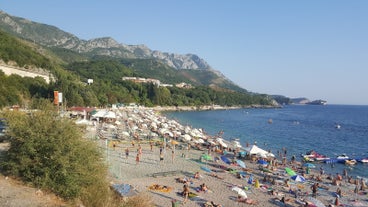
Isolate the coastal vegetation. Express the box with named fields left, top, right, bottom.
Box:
left=0, top=28, right=273, bottom=108
left=0, top=103, right=120, bottom=206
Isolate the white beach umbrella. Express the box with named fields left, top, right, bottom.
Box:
left=166, top=131, right=174, bottom=137
left=121, top=131, right=130, bottom=137
left=216, top=138, right=224, bottom=142
left=197, top=138, right=205, bottom=144
left=219, top=142, right=227, bottom=148
left=207, top=140, right=217, bottom=145
left=150, top=132, right=158, bottom=137
left=183, top=134, right=192, bottom=141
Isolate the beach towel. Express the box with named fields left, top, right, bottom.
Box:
left=148, top=184, right=172, bottom=192
left=111, top=184, right=138, bottom=197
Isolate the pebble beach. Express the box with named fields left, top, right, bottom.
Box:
left=85, top=106, right=368, bottom=207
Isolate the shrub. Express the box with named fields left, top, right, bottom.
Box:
left=120, top=193, right=154, bottom=207
left=0, top=107, right=111, bottom=206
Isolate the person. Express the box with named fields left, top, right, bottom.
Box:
left=343, top=168, right=348, bottom=178
left=311, top=183, right=319, bottom=198
left=125, top=147, right=129, bottom=159
left=160, top=153, right=164, bottom=163
left=210, top=172, right=224, bottom=180
left=194, top=171, right=200, bottom=179
left=360, top=178, right=366, bottom=190
left=336, top=187, right=342, bottom=197
left=334, top=197, right=339, bottom=206
left=200, top=183, right=208, bottom=192
left=237, top=195, right=258, bottom=205
left=171, top=150, right=175, bottom=163
left=284, top=179, right=290, bottom=188
left=135, top=153, right=139, bottom=164
left=150, top=141, right=153, bottom=151
left=138, top=145, right=142, bottom=159
left=336, top=173, right=342, bottom=181
left=182, top=184, right=190, bottom=204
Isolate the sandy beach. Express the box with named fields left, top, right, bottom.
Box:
left=89, top=107, right=368, bottom=207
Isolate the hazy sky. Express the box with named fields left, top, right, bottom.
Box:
left=2, top=1, right=368, bottom=105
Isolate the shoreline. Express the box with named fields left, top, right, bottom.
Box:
left=91, top=107, right=368, bottom=207
left=143, top=104, right=280, bottom=112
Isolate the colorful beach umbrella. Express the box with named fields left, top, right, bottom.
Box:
left=257, top=160, right=268, bottom=165
left=303, top=163, right=316, bottom=168
left=221, top=155, right=231, bottom=165
left=291, top=174, right=306, bottom=182
left=236, top=160, right=246, bottom=168
left=171, top=140, right=179, bottom=145
left=285, top=167, right=297, bottom=176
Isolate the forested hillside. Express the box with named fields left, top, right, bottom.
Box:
left=0, top=28, right=274, bottom=108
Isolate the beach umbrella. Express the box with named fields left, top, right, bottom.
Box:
left=197, top=138, right=205, bottom=144
left=170, top=140, right=179, bottom=145
left=303, top=163, right=316, bottom=168
left=236, top=160, right=246, bottom=168
left=285, top=167, right=297, bottom=176
left=257, top=152, right=268, bottom=158
left=221, top=155, right=231, bottom=165
left=291, top=174, right=306, bottom=182
left=257, top=160, right=268, bottom=165
left=200, top=166, right=212, bottom=173
left=219, top=141, right=227, bottom=148
left=231, top=186, right=247, bottom=198
left=183, top=134, right=191, bottom=141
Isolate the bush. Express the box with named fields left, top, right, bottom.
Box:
left=0, top=107, right=112, bottom=206
left=120, top=193, right=154, bottom=207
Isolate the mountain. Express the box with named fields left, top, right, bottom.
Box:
left=0, top=10, right=246, bottom=92
left=0, top=10, right=209, bottom=70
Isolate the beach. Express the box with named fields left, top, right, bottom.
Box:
left=88, top=107, right=368, bottom=207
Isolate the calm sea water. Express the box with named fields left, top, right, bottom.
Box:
left=165, top=105, right=368, bottom=178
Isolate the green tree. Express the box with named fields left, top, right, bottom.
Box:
left=0, top=104, right=111, bottom=206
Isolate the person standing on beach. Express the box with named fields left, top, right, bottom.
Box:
left=311, top=183, right=318, bottom=198
left=138, top=144, right=142, bottom=159
left=171, top=150, right=175, bottom=163
left=135, top=153, right=140, bottom=164
left=182, top=184, right=190, bottom=204
left=125, top=147, right=129, bottom=160
left=343, top=168, right=348, bottom=179
left=150, top=141, right=153, bottom=151
left=160, top=152, right=164, bottom=164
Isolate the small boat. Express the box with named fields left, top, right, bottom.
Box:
left=345, top=159, right=357, bottom=165
left=336, top=154, right=349, bottom=160
left=335, top=123, right=341, bottom=129
left=302, top=150, right=330, bottom=162
left=360, top=158, right=368, bottom=163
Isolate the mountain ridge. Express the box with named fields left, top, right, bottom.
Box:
left=0, top=10, right=213, bottom=70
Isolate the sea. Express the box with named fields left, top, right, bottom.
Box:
left=165, top=104, right=368, bottom=179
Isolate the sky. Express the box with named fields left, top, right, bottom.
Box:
left=1, top=0, right=368, bottom=105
